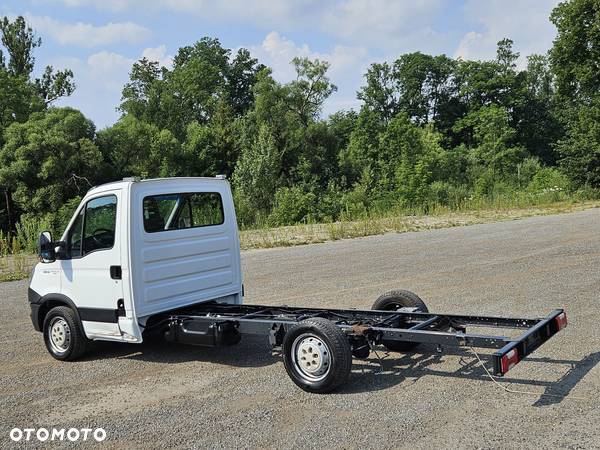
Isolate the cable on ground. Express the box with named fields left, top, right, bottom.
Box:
left=468, top=347, right=587, bottom=401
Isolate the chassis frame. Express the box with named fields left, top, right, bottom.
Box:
left=153, top=302, right=567, bottom=376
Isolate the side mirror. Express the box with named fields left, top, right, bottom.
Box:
left=38, top=231, right=55, bottom=263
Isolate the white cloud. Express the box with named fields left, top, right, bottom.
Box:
left=49, top=50, right=138, bottom=127
left=250, top=31, right=367, bottom=81
left=37, top=0, right=564, bottom=125
left=25, top=14, right=151, bottom=47
left=49, top=0, right=143, bottom=12
left=45, top=0, right=559, bottom=62
left=248, top=31, right=366, bottom=114
left=46, top=0, right=313, bottom=27
left=163, top=0, right=312, bottom=29
left=323, top=0, right=443, bottom=45
left=86, top=51, right=134, bottom=90
left=141, top=45, right=173, bottom=69
left=454, top=31, right=483, bottom=61
left=454, top=0, right=561, bottom=65
left=48, top=0, right=446, bottom=51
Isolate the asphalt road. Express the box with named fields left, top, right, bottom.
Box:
left=1, top=209, right=599, bottom=449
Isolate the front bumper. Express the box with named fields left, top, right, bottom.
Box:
left=28, top=287, right=42, bottom=331
left=30, top=303, right=42, bottom=331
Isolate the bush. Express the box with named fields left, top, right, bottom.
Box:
left=528, top=167, right=571, bottom=193
left=473, top=171, right=496, bottom=198
left=233, top=189, right=255, bottom=228
left=15, top=214, right=52, bottom=253
left=427, top=182, right=471, bottom=207
left=517, top=157, right=542, bottom=187
left=268, top=186, right=316, bottom=226
left=339, top=183, right=371, bottom=219
left=312, top=183, right=344, bottom=223
left=52, top=197, right=82, bottom=234
left=7, top=196, right=82, bottom=254
left=233, top=125, right=282, bottom=216
left=572, top=185, right=600, bottom=201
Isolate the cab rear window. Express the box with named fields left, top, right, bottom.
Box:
left=143, top=192, right=224, bottom=233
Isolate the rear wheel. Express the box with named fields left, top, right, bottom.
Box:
left=372, top=290, right=428, bottom=352
left=43, top=306, right=89, bottom=361
left=283, top=317, right=352, bottom=393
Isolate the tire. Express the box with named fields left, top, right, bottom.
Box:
left=372, top=290, right=428, bottom=352
left=283, top=317, right=352, bottom=393
left=43, top=306, right=89, bottom=361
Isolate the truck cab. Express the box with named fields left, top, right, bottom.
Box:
left=29, top=177, right=243, bottom=359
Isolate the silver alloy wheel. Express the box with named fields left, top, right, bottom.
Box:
left=291, top=333, right=331, bottom=382
left=48, top=317, right=71, bottom=355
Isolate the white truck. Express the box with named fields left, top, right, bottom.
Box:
left=29, top=177, right=568, bottom=393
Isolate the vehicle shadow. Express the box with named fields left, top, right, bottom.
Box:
left=532, top=351, right=599, bottom=406
left=83, top=335, right=279, bottom=369
left=342, top=344, right=599, bottom=405
left=81, top=340, right=597, bottom=402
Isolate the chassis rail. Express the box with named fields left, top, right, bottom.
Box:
left=153, top=302, right=567, bottom=376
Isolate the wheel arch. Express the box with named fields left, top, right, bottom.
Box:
left=35, top=293, right=84, bottom=334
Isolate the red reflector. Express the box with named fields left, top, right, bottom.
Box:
left=555, top=312, right=568, bottom=331
left=501, top=348, right=519, bottom=374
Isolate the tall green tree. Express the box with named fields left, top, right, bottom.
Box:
left=96, top=114, right=181, bottom=179
left=0, top=16, right=40, bottom=76
left=470, top=105, right=527, bottom=176
left=0, top=17, right=74, bottom=105
left=555, top=101, right=600, bottom=186
left=120, top=38, right=263, bottom=140
left=393, top=53, right=457, bottom=126
left=238, top=59, right=337, bottom=189
left=341, top=109, right=385, bottom=187
left=514, top=54, right=561, bottom=165
left=550, top=0, right=600, bottom=186
left=357, top=62, right=398, bottom=124
left=182, top=98, right=237, bottom=178
left=550, top=0, right=600, bottom=104
left=0, top=16, right=75, bottom=230
left=0, top=108, right=102, bottom=218
left=287, top=57, right=337, bottom=127
left=233, top=124, right=282, bottom=222
left=378, top=113, right=445, bottom=196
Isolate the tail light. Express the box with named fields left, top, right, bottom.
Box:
left=501, top=348, right=519, bottom=374
left=555, top=312, right=568, bottom=331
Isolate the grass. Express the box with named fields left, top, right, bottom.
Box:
left=2, top=197, right=599, bottom=282
left=0, top=249, right=35, bottom=282
left=239, top=199, right=600, bottom=250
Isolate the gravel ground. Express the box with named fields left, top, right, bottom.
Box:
left=1, top=209, right=599, bottom=449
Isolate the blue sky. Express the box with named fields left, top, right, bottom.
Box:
left=2, top=0, right=561, bottom=129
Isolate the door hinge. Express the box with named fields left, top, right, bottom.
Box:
left=117, top=298, right=126, bottom=317
left=110, top=265, right=122, bottom=280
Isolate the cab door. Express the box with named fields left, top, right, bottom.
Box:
left=60, top=191, right=124, bottom=340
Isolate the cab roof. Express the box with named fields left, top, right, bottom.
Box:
left=86, top=176, right=228, bottom=196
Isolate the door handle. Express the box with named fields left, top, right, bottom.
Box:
left=110, top=265, right=122, bottom=280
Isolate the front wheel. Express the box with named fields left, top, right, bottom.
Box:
left=283, top=317, right=352, bottom=393
left=43, top=306, right=89, bottom=361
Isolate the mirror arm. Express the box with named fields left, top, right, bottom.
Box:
left=55, top=241, right=67, bottom=259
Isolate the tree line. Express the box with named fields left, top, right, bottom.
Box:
left=0, top=0, right=599, bottom=235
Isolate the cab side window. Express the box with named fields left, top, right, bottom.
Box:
left=82, top=196, right=117, bottom=255
left=66, top=195, right=117, bottom=258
